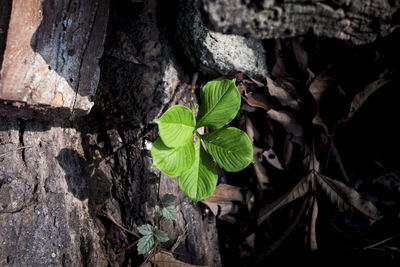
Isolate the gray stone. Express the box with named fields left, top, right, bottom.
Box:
left=177, top=0, right=268, bottom=79
left=199, top=0, right=400, bottom=45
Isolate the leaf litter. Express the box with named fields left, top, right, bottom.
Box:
left=206, top=32, right=400, bottom=266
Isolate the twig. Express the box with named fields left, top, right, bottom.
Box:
left=97, top=212, right=140, bottom=238
left=364, top=233, right=400, bottom=250
left=117, top=239, right=140, bottom=255
left=0, top=145, right=34, bottom=158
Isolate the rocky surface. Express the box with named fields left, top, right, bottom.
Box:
left=177, top=0, right=268, bottom=79
left=199, top=0, right=400, bottom=45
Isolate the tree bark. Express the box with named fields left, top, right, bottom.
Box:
left=200, top=0, right=400, bottom=45
left=0, top=0, right=221, bottom=266
left=0, top=0, right=108, bottom=119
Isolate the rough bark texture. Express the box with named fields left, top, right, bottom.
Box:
left=200, top=0, right=400, bottom=45
left=0, top=0, right=108, bottom=119
left=0, top=0, right=221, bottom=266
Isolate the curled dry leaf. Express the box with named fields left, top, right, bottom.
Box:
left=291, top=37, right=309, bottom=76
left=283, top=134, right=294, bottom=169
left=309, top=196, right=318, bottom=251
left=346, top=76, right=391, bottom=121
left=254, top=146, right=270, bottom=189
left=266, top=77, right=299, bottom=110
left=316, top=174, right=382, bottom=220
left=200, top=184, right=243, bottom=216
left=308, top=72, right=335, bottom=134
left=271, top=39, right=291, bottom=79
left=236, top=73, right=276, bottom=111
left=266, top=109, right=303, bottom=137
left=245, top=114, right=259, bottom=143
left=372, top=171, right=400, bottom=193
left=141, top=250, right=206, bottom=267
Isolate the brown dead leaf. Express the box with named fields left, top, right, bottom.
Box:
left=316, top=173, right=382, bottom=220
left=308, top=72, right=335, bottom=134
left=266, top=77, right=299, bottom=110
left=236, top=73, right=276, bottom=111
left=271, top=39, right=291, bottom=79
left=291, top=37, right=309, bottom=75
left=346, top=76, right=391, bottom=121
left=245, top=114, right=259, bottom=143
left=204, top=184, right=243, bottom=202
left=266, top=109, right=303, bottom=137
left=200, top=184, right=243, bottom=217
left=309, top=196, right=318, bottom=251
left=283, top=134, right=294, bottom=169
left=372, top=171, right=400, bottom=193
left=263, top=148, right=284, bottom=170
left=254, top=146, right=270, bottom=189
left=141, top=251, right=206, bottom=267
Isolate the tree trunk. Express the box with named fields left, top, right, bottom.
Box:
left=0, top=0, right=221, bottom=266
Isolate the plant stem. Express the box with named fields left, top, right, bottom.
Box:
left=153, top=174, right=162, bottom=266
left=190, top=72, right=199, bottom=119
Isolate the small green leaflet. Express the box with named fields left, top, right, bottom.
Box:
left=154, top=230, right=169, bottom=242
left=159, top=194, right=176, bottom=206
left=196, top=79, right=241, bottom=129
left=155, top=194, right=177, bottom=220
left=138, top=224, right=153, bottom=235
left=202, top=127, right=254, bottom=172
left=151, top=138, right=195, bottom=177
left=137, top=234, right=154, bottom=255
left=137, top=224, right=154, bottom=255
left=155, top=105, right=195, bottom=147
left=178, top=139, right=218, bottom=203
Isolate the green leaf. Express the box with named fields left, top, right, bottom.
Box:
left=154, top=230, right=169, bottom=242
left=202, top=127, right=253, bottom=172
left=162, top=205, right=177, bottom=220
left=155, top=105, right=195, bottom=147
left=151, top=138, right=195, bottom=177
left=137, top=234, right=154, bottom=255
left=178, top=140, right=218, bottom=203
left=137, top=224, right=153, bottom=236
left=196, top=79, right=241, bottom=129
left=159, top=194, right=176, bottom=206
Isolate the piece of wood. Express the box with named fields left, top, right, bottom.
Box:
left=200, top=0, right=400, bottom=45
left=0, top=0, right=108, bottom=119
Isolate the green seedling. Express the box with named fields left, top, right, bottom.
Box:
left=151, top=79, right=254, bottom=202
left=137, top=193, right=177, bottom=255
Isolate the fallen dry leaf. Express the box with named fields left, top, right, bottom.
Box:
left=263, top=148, right=284, bottom=170
left=200, top=184, right=243, bottom=216
left=346, top=76, right=391, bottom=121
left=308, top=72, right=335, bottom=134
left=266, top=109, right=303, bottom=137
left=141, top=250, right=206, bottom=267
left=254, top=146, right=270, bottom=189
left=266, top=77, right=299, bottom=110
left=316, top=173, right=382, bottom=220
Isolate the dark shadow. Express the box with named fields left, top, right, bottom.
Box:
left=56, top=148, right=111, bottom=215
left=0, top=0, right=12, bottom=72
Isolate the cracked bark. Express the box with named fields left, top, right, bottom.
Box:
left=0, top=0, right=221, bottom=266
left=200, top=0, right=400, bottom=45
